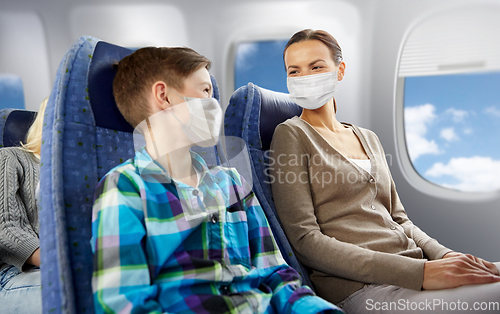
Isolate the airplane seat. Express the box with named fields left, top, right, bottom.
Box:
left=223, top=83, right=315, bottom=288
left=0, top=108, right=37, bottom=148
left=39, top=36, right=220, bottom=314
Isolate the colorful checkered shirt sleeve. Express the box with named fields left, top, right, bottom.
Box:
left=240, top=173, right=340, bottom=314
left=92, top=169, right=162, bottom=314
left=91, top=148, right=342, bottom=314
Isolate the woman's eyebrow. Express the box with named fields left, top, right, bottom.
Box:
left=287, top=59, right=326, bottom=70
left=309, top=59, right=326, bottom=66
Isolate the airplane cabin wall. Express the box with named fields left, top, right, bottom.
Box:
left=0, top=0, right=498, bottom=260
left=370, top=0, right=500, bottom=262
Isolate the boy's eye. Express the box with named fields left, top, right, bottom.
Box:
left=288, top=70, right=297, bottom=75
left=312, top=66, right=323, bottom=70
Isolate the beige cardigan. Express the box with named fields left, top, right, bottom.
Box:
left=269, top=116, right=451, bottom=304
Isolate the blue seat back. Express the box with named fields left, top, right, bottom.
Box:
left=39, top=36, right=220, bottom=314
left=224, top=83, right=313, bottom=288
left=0, top=108, right=37, bottom=148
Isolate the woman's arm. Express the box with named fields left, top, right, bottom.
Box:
left=371, top=132, right=500, bottom=288
left=269, top=124, right=425, bottom=290
left=0, top=149, right=40, bottom=270
left=25, top=248, right=40, bottom=267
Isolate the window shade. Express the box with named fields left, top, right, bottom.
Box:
left=398, top=7, right=500, bottom=77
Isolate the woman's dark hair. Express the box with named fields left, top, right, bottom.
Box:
left=283, top=29, right=343, bottom=66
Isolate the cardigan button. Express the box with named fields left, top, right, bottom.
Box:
left=369, top=178, right=375, bottom=183
left=390, top=226, right=396, bottom=230
left=192, top=189, right=199, bottom=196
left=371, top=205, right=376, bottom=210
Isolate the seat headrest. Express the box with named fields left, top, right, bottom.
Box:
left=88, top=41, right=220, bottom=133
left=0, top=109, right=37, bottom=147
left=88, top=41, right=135, bottom=132
left=258, top=87, right=302, bottom=151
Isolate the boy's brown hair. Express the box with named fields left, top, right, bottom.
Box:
left=113, top=47, right=212, bottom=127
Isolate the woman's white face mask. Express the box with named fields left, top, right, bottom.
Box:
left=287, top=71, right=338, bottom=110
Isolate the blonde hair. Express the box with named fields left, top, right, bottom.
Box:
left=20, top=97, right=48, bottom=159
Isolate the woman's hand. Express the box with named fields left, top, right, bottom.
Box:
left=423, top=252, right=500, bottom=290
left=25, top=248, right=40, bottom=267
left=443, top=251, right=499, bottom=276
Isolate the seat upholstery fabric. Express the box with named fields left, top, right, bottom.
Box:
left=223, top=83, right=313, bottom=288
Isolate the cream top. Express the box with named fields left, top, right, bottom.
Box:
left=349, top=158, right=371, bottom=174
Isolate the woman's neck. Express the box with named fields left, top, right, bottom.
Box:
left=300, top=98, right=345, bottom=132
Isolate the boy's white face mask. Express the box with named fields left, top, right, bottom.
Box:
left=172, top=95, right=222, bottom=148
left=133, top=93, right=222, bottom=160
left=287, top=71, right=338, bottom=110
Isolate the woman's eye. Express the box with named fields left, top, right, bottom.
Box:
left=288, top=70, right=297, bottom=75
left=312, top=66, right=323, bottom=70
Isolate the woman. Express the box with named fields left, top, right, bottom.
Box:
left=0, top=97, right=47, bottom=313
left=270, top=29, right=500, bottom=313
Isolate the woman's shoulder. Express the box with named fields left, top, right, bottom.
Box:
left=0, top=147, right=27, bottom=159
left=344, top=123, right=380, bottom=141
left=0, top=147, right=37, bottom=166
left=272, top=116, right=326, bottom=154
left=344, top=123, right=384, bottom=153
left=275, top=116, right=314, bottom=136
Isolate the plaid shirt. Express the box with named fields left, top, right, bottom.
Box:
left=91, top=147, right=340, bottom=314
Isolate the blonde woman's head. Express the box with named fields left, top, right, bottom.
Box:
left=21, top=97, right=48, bottom=159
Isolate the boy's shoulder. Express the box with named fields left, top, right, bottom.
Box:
left=207, top=165, right=243, bottom=185
left=98, top=157, right=139, bottom=185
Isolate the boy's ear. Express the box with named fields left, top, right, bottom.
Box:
left=151, top=81, right=170, bottom=110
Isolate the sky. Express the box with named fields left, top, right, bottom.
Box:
left=0, top=74, right=25, bottom=109
left=404, top=72, right=500, bottom=192
left=234, top=40, right=288, bottom=93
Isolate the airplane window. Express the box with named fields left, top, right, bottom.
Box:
left=234, top=40, right=288, bottom=93
left=0, top=74, right=24, bottom=109
left=396, top=7, right=500, bottom=195
left=403, top=72, right=500, bottom=193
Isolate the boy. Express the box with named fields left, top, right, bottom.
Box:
left=91, top=47, right=341, bottom=313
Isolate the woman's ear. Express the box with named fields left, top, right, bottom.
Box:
left=338, top=61, right=346, bottom=81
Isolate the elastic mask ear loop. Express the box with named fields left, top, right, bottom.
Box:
left=170, top=110, right=183, bottom=125
left=168, top=88, right=191, bottom=126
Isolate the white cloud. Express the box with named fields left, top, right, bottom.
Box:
left=440, top=128, right=459, bottom=142
left=0, top=74, right=23, bottom=93
left=484, top=106, right=500, bottom=117
left=405, top=104, right=441, bottom=161
left=235, top=42, right=258, bottom=71
left=425, top=156, right=500, bottom=192
left=445, top=108, right=469, bottom=122
left=463, top=128, right=474, bottom=135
